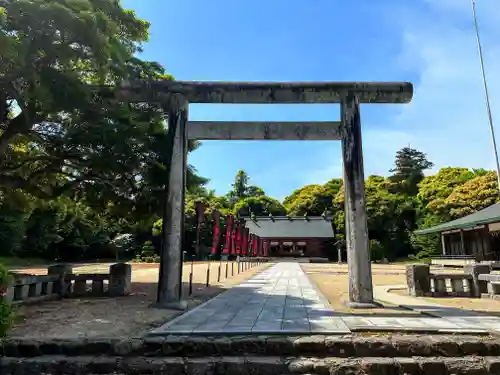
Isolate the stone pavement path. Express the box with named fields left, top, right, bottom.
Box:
left=373, top=284, right=500, bottom=333
left=150, top=262, right=350, bottom=335
left=150, top=263, right=500, bottom=336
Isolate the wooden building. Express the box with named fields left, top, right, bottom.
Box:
left=243, top=216, right=335, bottom=258
left=414, top=203, right=500, bottom=262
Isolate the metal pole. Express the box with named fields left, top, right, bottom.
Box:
left=471, top=0, right=500, bottom=193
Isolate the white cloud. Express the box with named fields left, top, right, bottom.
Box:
left=390, top=0, right=500, bottom=173
left=307, top=0, right=500, bottom=183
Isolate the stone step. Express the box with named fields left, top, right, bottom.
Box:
left=2, top=355, right=500, bottom=375
left=3, top=334, right=500, bottom=358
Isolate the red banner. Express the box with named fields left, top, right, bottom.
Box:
left=242, top=227, right=248, bottom=256
left=248, top=233, right=253, bottom=256
left=211, top=210, right=221, bottom=255
left=235, top=223, right=242, bottom=255
left=231, top=222, right=237, bottom=255
left=263, top=240, right=268, bottom=257
left=253, top=236, right=258, bottom=257
left=223, top=215, right=233, bottom=255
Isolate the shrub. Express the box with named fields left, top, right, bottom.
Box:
left=0, top=264, right=13, bottom=337
left=134, top=241, right=160, bottom=263
left=370, top=239, right=386, bottom=262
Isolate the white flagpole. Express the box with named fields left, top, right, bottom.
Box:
left=470, top=0, right=500, bottom=194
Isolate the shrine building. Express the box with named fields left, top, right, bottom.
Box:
left=414, top=202, right=500, bottom=265
left=243, top=215, right=335, bottom=258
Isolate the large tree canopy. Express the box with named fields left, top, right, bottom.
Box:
left=0, top=0, right=208, bottom=215
left=283, top=178, right=342, bottom=216
left=0, top=0, right=209, bottom=261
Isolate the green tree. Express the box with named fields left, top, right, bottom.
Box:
left=227, top=170, right=264, bottom=206
left=335, top=175, right=418, bottom=260
left=234, top=196, right=286, bottom=217
left=443, top=171, right=499, bottom=218
left=283, top=179, right=342, bottom=216
left=0, top=0, right=204, bottom=214
left=389, top=147, right=433, bottom=195
left=0, top=0, right=213, bottom=260
left=417, top=167, right=476, bottom=207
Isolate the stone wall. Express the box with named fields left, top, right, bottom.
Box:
left=2, top=335, right=500, bottom=375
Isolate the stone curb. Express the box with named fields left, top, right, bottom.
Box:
left=2, top=334, right=500, bottom=358
left=1, top=355, right=500, bottom=375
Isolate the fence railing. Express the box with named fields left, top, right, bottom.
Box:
left=429, top=273, right=473, bottom=297
left=5, top=263, right=131, bottom=305
left=406, top=263, right=491, bottom=298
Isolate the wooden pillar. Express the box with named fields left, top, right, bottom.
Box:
left=460, top=230, right=466, bottom=255
left=441, top=233, right=446, bottom=255
left=156, top=98, right=189, bottom=309
left=341, top=94, right=376, bottom=308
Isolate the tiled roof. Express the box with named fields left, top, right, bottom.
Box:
left=243, top=216, right=334, bottom=238
left=415, top=203, right=500, bottom=235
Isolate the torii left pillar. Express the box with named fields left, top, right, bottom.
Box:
left=155, top=97, right=189, bottom=309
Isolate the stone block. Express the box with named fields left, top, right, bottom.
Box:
left=27, top=282, right=42, bottom=298
left=417, top=358, right=446, bottom=374
left=361, top=358, right=398, bottom=375
left=91, top=280, right=105, bottom=295
left=45, top=281, right=54, bottom=295
left=485, top=356, right=500, bottom=374
left=444, top=357, right=487, bottom=374
left=451, top=279, right=464, bottom=293
left=20, top=285, right=29, bottom=300
left=434, top=278, right=447, bottom=294
left=487, top=282, right=500, bottom=295
left=108, top=262, right=132, bottom=296
left=5, top=286, right=14, bottom=303
left=353, top=337, right=397, bottom=357
left=73, top=280, right=87, bottom=296
left=395, top=358, right=420, bottom=374
left=47, top=264, right=72, bottom=296
left=406, top=264, right=430, bottom=297
left=479, top=273, right=500, bottom=282
left=293, top=336, right=325, bottom=353
left=465, top=263, right=490, bottom=297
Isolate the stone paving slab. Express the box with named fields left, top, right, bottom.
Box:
left=373, top=284, right=498, bottom=333
left=150, top=262, right=351, bottom=335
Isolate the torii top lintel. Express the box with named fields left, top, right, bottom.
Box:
left=119, top=80, right=413, bottom=104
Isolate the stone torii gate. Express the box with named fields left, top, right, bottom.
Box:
left=119, top=81, right=413, bottom=309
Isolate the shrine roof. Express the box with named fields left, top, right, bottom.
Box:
left=243, top=216, right=334, bottom=239
left=414, top=203, right=500, bottom=235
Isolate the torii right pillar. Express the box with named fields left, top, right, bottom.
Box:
left=341, top=93, right=378, bottom=308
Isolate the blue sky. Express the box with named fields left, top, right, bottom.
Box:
left=122, top=0, right=500, bottom=200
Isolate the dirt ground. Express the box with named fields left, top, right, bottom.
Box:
left=302, top=263, right=418, bottom=315
left=390, top=287, right=500, bottom=314
left=10, top=261, right=269, bottom=339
